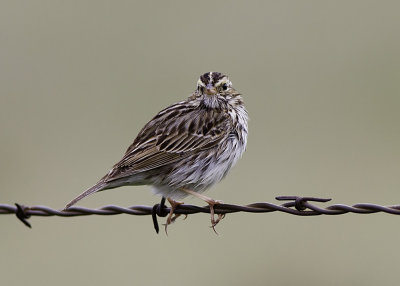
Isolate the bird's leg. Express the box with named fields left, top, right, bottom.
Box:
left=180, top=188, right=225, bottom=233
left=164, top=198, right=184, bottom=235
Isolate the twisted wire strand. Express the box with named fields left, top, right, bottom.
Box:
left=2, top=196, right=400, bottom=230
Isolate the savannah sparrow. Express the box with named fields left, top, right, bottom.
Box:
left=65, top=72, right=248, bottom=231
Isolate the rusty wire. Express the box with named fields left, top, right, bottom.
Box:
left=2, top=196, right=400, bottom=232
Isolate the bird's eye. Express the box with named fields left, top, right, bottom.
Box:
left=222, top=83, right=228, bottom=90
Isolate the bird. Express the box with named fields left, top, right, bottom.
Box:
left=64, top=72, right=248, bottom=232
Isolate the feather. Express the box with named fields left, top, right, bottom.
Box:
left=64, top=181, right=108, bottom=209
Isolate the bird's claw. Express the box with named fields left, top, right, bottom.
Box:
left=207, top=199, right=225, bottom=234
left=164, top=199, right=184, bottom=235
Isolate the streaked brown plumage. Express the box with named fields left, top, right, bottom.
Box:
left=65, top=72, right=248, bottom=232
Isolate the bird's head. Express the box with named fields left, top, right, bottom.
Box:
left=193, top=72, right=238, bottom=109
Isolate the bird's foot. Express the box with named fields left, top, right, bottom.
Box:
left=164, top=198, right=184, bottom=235
left=180, top=188, right=226, bottom=234
left=206, top=199, right=225, bottom=234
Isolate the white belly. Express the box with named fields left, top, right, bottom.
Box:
left=151, top=137, right=246, bottom=200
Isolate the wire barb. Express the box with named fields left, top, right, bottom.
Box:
left=2, top=196, right=400, bottom=230
left=151, top=197, right=168, bottom=233
left=15, top=203, right=31, bottom=228
left=275, top=196, right=332, bottom=211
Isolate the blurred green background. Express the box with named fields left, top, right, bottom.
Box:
left=1, top=1, right=400, bottom=285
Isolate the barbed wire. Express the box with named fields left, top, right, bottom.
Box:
left=2, top=196, right=400, bottom=233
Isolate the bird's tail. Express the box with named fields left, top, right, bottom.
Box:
left=64, top=181, right=108, bottom=210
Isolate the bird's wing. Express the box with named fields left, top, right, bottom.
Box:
left=103, top=103, right=231, bottom=182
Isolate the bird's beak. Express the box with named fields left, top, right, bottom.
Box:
left=205, top=84, right=217, bottom=95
